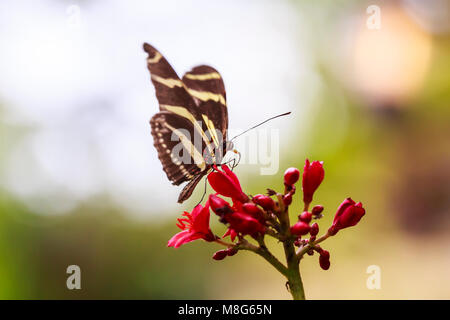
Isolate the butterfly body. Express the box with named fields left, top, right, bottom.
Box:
left=144, top=43, right=230, bottom=203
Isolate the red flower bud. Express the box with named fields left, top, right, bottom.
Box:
left=242, top=202, right=262, bottom=215
left=302, top=159, right=324, bottom=205
left=312, top=205, right=324, bottom=216
left=209, top=194, right=233, bottom=216
left=208, top=165, right=249, bottom=203
left=299, top=211, right=312, bottom=223
left=328, top=198, right=365, bottom=235
left=290, top=221, right=311, bottom=236
left=284, top=167, right=300, bottom=186
left=283, top=193, right=292, bottom=206
left=242, top=203, right=265, bottom=224
left=213, top=249, right=228, bottom=260
left=310, top=222, right=319, bottom=236
left=225, top=211, right=266, bottom=236
left=252, top=194, right=275, bottom=211
left=319, top=250, right=330, bottom=270
left=227, top=248, right=238, bottom=256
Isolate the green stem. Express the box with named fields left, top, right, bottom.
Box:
left=286, top=256, right=305, bottom=300
left=277, top=193, right=306, bottom=300
left=238, top=241, right=288, bottom=277
left=296, top=232, right=330, bottom=258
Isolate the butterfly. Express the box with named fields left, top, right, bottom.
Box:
left=143, top=43, right=233, bottom=203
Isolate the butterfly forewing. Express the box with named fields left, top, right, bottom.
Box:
left=182, top=66, right=228, bottom=163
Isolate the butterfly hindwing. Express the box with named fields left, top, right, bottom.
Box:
left=150, top=111, right=206, bottom=186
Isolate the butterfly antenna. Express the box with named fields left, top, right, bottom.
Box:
left=230, top=111, right=291, bottom=141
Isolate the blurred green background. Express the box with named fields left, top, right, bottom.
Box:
left=0, top=0, right=449, bottom=299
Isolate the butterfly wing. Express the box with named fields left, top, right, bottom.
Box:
left=182, top=65, right=229, bottom=163
left=150, top=111, right=206, bottom=185
left=144, top=43, right=228, bottom=203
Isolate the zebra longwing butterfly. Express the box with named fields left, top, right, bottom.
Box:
left=143, top=43, right=232, bottom=203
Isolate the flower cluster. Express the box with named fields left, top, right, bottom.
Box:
left=168, top=159, right=366, bottom=299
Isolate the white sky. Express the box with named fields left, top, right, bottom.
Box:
left=0, top=0, right=317, bottom=218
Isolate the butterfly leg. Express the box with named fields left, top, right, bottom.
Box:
left=195, top=175, right=209, bottom=206
left=231, top=149, right=241, bottom=171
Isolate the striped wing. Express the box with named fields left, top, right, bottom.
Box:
left=182, top=65, right=228, bottom=142
left=144, top=43, right=228, bottom=203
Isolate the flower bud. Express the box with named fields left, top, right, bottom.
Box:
left=302, top=159, right=324, bottom=205
left=225, top=211, right=266, bottom=236
left=242, top=203, right=265, bottom=223
left=209, top=194, right=233, bottom=216
left=319, top=250, right=330, bottom=270
left=283, top=193, right=292, bottom=206
left=284, top=167, right=300, bottom=186
left=242, top=202, right=262, bottom=215
left=312, top=205, right=324, bottom=216
left=290, top=221, right=311, bottom=236
left=213, top=249, right=228, bottom=261
left=252, top=194, right=275, bottom=211
left=226, top=248, right=238, bottom=256
left=328, top=198, right=365, bottom=235
left=208, top=165, right=249, bottom=203
left=299, top=211, right=312, bottom=223
left=310, top=222, right=319, bottom=236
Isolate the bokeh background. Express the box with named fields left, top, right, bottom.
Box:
left=0, top=0, right=449, bottom=299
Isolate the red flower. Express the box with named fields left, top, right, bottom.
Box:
left=168, top=203, right=216, bottom=248
left=208, top=165, right=249, bottom=203
left=328, top=198, right=365, bottom=235
left=302, top=159, right=324, bottom=205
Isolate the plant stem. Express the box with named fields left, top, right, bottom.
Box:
left=277, top=194, right=306, bottom=300
left=296, top=232, right=330, bottom=258
left=214, top=239, right=234, bottom=247
left=286, top=256, right=305, bottom=300
left=238, top=241, right=288, bottom=277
